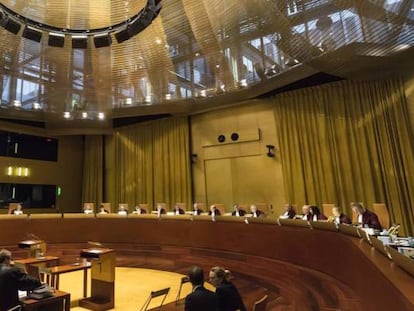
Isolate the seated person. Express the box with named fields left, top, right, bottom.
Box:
left=192, top=203, right=204, bottom=216
left=118, top=204, right=128, bottom=215
left=310, top=205, right=327, bottom=221
left=330, top=206, right=351, bottom=224
left=231, top=204, right=246, bottom=217
left=0, top=249, right=42, bottom=311
left=132, top=205, right=147, bottom=215
left=351, top=202, right=382, bottom=230
left=301, top=205, right=312, bottom=221
left=155, top=203, right=166, bottom=216
left=279, top=204, right=296, bottom=219
left=173, top=204, right=185, bottom=215
left=11, top=204, right=24, bottom=215
left=250, top=204, right=264, bottom=218
left=98, top=204, right=109, bottom=214
left=83, top=203, right=94, bottom=214
left=209, top=267, right=246, bottom=311
left=208, top=205, right=221, bottom=216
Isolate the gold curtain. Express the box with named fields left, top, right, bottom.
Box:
left=273, top=80, right=414, bottom=235
left=114, top=117, right=192, bottom=210
left=82, top=135, right=104, bottom=210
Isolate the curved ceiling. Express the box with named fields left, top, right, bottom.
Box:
left=0, top=0, right=412, bottom=132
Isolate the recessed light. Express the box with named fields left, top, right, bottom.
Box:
left=13, top=100, right=21, bottom=107
left=82, top=112, right=88, bottom=119
left=98, top=112, right=105, bottom=120
left=63, top=112, right=71, bottom=119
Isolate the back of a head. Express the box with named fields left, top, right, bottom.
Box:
left=0, top=249, right=11, bottom=264
left=210, top=266, right=226, bottom=283
left=188, top=266, right=204, bottom=286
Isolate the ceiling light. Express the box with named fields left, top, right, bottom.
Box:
left=98, top=112, right=105, bottom=120
left=13, top=100, right=21, bottom=107
left=22, top=26, right=42, bottom=42
left=200, top=90, right=207, bottom=97
left=72, top=35, right=88, bottom=49
left=33, top=103, right=41, bottom=110
left=165, top=94, right=171, bottom=100
left=145, top=95, right=152, bottom=103
left=63, top=112, right=71, bottom=119
left=125, top=98, right=132, bottom=105
left=94, top=33, right=112, bottom=48
left=48, top=32, right=65, bottom=47
left=82, top=112, right=88, bottom=119
left=155, top=38, right=162, bottom=44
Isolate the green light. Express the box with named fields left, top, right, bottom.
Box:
left=57, top=186, right=61, bottom=197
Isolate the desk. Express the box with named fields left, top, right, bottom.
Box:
left=14, top=256, right=59, bottom=269
left=46, top=262, right=91, bottom=298
left=20, top=290, right=70, bottom=311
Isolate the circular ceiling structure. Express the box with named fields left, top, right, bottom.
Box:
left=0, top=0, right=411, bottom=129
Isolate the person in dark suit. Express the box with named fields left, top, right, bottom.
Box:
left=231, top=204, right=246, bottom=217
left=310, top=206, right=327, bottom=221
left=331, top=206, right=351, bottom=224
left=192, top=203, right=204, bottom=216
left=132, top=205, right=147, bottom=215
left=351, top=202, right=382, bottom=230
left=173, top=205, right=185, bottom=215
left=185, top=266, right=217, bottom=311
left=0, top=249, right=41, bottom=311
left=155, top=204, right=167, bottom=215
left=209, top=266, right=246, bottom=311
left=209, top=205, right=221, bottom=216
left=280, top=204, right=296, bottom=219
left=250, top=204, right=264, bottom=218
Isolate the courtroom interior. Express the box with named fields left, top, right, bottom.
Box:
left=0, top=0, right=413, bottom=310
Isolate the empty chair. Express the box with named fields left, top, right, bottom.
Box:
left=321, top=203, right=335, bottom=218
left=252, top=294, right=268, bottom=311
left=140, top=287, right=170, bottom=311
left=372, top=203, right=390, bottom=229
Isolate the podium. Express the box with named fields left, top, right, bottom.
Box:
left=18, top=240, right=47, bottom=258
left=79, top=248, right=115, bottom=311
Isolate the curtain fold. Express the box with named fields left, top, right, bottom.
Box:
left=273, top=80, right=414, bottom=235
left=82, top=135, right=104, bottom=210
left=114, top=117, right=192, bottom=210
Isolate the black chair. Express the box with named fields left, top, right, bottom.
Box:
left=140, top=287, right=170, bottom=311
left=175, top=276, right=190, bottom=304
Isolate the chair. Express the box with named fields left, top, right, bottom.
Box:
left=370, top=236, right=391, bottom=259
left=175, top=276, right=190, bottom=304
left=7, top=305, right=22, bottom=311
left=255, top=203, right=271, bottom=216
left=139, top=203, right=149, bottom=212
left=140, top=287, right=170, bottom=311
left=372, top=203, right=390, bottom=229
left=118, top=203, right=129, bottom=214
left=156, top=203, right=168, bottom=213
left=100, top=203, right=112, bottom=213
left=252, top=294, right=268, bottom=311
left=321, top=203, right=334, bottom=218
left=212, top=203, right=225, bottom=215
left=8, top=203, right=23, bottom=215
left=83, top=202, right=94, bottom=214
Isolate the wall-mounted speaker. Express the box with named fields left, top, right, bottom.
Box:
left=22, top=26, right=42, bottom=42
left=48, top=33, right=65, bottom=47
left=217, top=135, right=226, bottom=143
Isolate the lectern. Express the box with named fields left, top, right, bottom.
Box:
left=18, top=240, right=46, bottom=258
left=79, top=248, right=115, bottom=311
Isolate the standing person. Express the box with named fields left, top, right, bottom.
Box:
left=0, top=249, right=41, bottom=311
left=209, top=266, right=246, bottom=311
left=185, top=266, right=217, bottom=311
